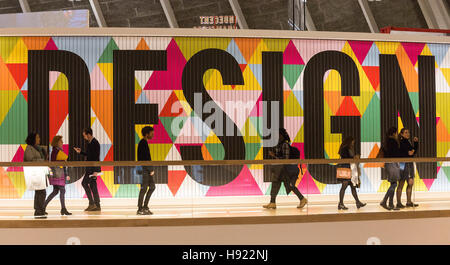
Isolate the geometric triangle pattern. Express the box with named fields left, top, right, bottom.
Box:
left=0, top=36, right=449, bottom=200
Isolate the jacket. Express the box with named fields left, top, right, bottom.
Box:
left=399, top=138, right=418, bottom=158
left=23, top=145, right=47, bottom=162
left=23, top=145, right=48, bottom=190
left=338, top=146, right=354, bottom=169
left=49, top=148, right=68, bottom=186
left=80, top=137, right=101, bottom=173
left=138, top=138, right=153, bottom=173
left=383, top=137, right=402, bottom=158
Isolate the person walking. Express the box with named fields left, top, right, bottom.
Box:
left=263, top=128, right=308, bottom=209
left=74, top=128, right=102, bottom=212
left=380, top=127, right=402, bottom=211
left=397, top=128, right=419, bottom=208
left=337, top=136, right=366, bottom=210
left=137, top=126, right=156, bottom=215
left=44, top=135, right=72, bottom=215
left=23, top=132, right=48, bottom=219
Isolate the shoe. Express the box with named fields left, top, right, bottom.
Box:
left=389, top=204, right=400, bottom=211
left=380, top=202, right=392, bottom=211
left=84, top=204, right=96, bottom=211
left=60, top=208, right=72, bottom=216
left=91, top=205, right=101, bottom=211
left=338, top=203, right=348, bottom=210
left=297, top=198, right=308, bottom=209
left=406, top=202, right=419, bottom=207
left=356, top=202, right=367, bottom=209
left=263, top=203, right=276, bottom=209
left=34, top=212, right=47, bottom=219
left=137, top=208, right=145, bottom=215
left=396, top=203, right=406, bottom=209
left=142, top=207, right=153, bottom=215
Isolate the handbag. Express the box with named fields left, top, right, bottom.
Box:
left=336, top=167, right=352, bottom=180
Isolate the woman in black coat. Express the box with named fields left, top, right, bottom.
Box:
left=397, top=128, right=419, bottom=208
left=337, top=136, right=366, bottom=210
left=380, top=127, right=402, bottom=211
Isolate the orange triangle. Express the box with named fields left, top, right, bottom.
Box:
left=135, top=89, right=142, bottom=102
left=91, top=90, right=113, bottom=141
left=168, top=170, right=187, bottom=196
left=201, top=144, right=213, bottom=160
left=437, top=119, right=450, bottom=141
left=0, top=167, right=18, bottom=198
left=21, top=37, right=51, bottom=50
left=364, top=144, right=384, bottom=168
left=0, top=56, right=19, bottom=90
left=233, top=38, right=261, bottom=63
left=136, top=38, right=150, bottom=50
left=324, top=91, right=345, bottom=114
left=336, top=96, right=361, bottom=116
left=283, top=90, right=291, bottom=103
left=160, top=91, right=187, bottom=117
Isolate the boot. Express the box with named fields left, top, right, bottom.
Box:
left=338, top=203, right=348, bottom=210
left=84, top=204, right=96, bottom=211
left=262, top=203, right=276, bottom=209
left=380, top=202, right=391, bottom=211
left=137, top=208, right=145, bottom=215
left=142, top=207, right=153, bottom=215
left=406, top=202, right=419, bottom=207
left=60, top=208, right=72, bottom=216
left=356, top=201, right=367, bottom=209
left=297, top=198, right=308, bottom=209
left=396, top=202, right=406, bottom=209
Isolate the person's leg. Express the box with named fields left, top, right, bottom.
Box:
left=89, top=177, right=101, bottom=208
left=138, top=184, right=149, bottom=210
left=388, top=181, right=398, bottom=207
left=34, top=190, right=45, bottom=215
left=143, top=175, right=156, bottom=209
left=339, top=181, right=349, bottom=205
left=44, top=185, right=60, bottom=209
left=396, top=178, right=406, bottom=206
left=270, top=180, right=282, bottom=203
left=349, top=183, right=361, bottom=203
left=81, top=173, right=94, bottom=206
left=38, top=189, right=46, bottom=214
left=58, top=186, right=66, bottom=209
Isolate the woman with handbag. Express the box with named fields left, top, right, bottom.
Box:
left=397, top=128, right=419, bottom=208
left=380, top=127, right=402, bottom=211
left=44, top=135, right=72, bottom=216
left=23, top=132, right=48, bottom=219
left=263, top=128, right=308, bottom=210
left=336, top=136, right=366, bottom=210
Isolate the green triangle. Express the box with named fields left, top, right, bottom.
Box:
left=284, top=91, right=303, bottom=116
left=160, top=116, right=187, bottom=142
left=361, top=94, right=381, bottom=142
left=408, top=92, right=419, bottom=115
left=205, top=143, right=225, bottom=160
left=442, top=167, right=450, bottom=182
left=135, top=132, right=140, bottom=144
left=0, top=92, right=27, bottom=144
left=248, top=117, right=263, bottom=138
left=245, top=143, right=261, bottom=160
left=114, top=184, right=140, bottom=198
left=265, top=183, right=287, bottom=195
left=98, top=38, right=119, bottom=63
left=283, top=65, right=303, bottom=89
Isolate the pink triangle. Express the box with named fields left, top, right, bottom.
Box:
left=283, top=40, right=305, bottom=65
left=293, top=39, right=346, bottom=63
left=249, top=94, right=262, bottom=117
left=401, top=42, right=426, bottom=66
left=297, top=170, right=321, bottom=194
left=144, top=39, right=187, bottom=90
left=291, top=142, right=304, bottom=159
left=436, top=117, right=440, bottom=125
left=148, top=119, right=173, bottom=144
left=83, top=175, right=112, bottom=198
left=44, top=38, right=58, bottom=50
left=49, top=72, right=60, bottom=89
left=348, top=41, right=373, bottom=64
left=174, top=118, right=204, bottom=144
left=90, top=65, right=111, bottom=90
left=416, top=117, right=420, bottom=124
left=7, top=146, right=25, bottom=172
left=422, top=178, right=434, bottom=191
left=205, top=165, right=262, bottom=196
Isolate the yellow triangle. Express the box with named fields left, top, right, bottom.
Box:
left=0, top=90, right=19, bottom=125
left=437, top=142, right=450, bottom=157
left=98, top=63, right=114, bottom=90
left=205, top=130, right=221, bottom=144
left=204, top=69, right=233, bottom=90
left=236, top=65, right=261, bottom=90
left=101, top=171, right=120, bottom=197
left=293, top=124, right=303, bottom=142
left=324, top=142, right=341, bottom=159
left=420, top=44, right=439, bottom=68
left=342, top=42, right=375, bottom=93
left=324, top=102, right=341, bottom=143
left=413, top=174, right=429, bottom=191
left=91, top=117, right=96, bottom=127
left=398, top=116, right=404, bottom=133
left=248, top=39, right=267, bottom=64
left=149, top=144, right=173, bottom=161
left=375, top=41, right=400, bottom=55
left=20, top=144, right=27, bottom=151
left=0, top=37, right=19, bottom=61
left=263, top=38, right=290, bottom=52
left=378, top=179, right=391, bottom=192
left=436, top=93, right=450, bottom=132
left=174, top=37, right=232, bottom=61
left=135, top=77, right=142, bottom=90
left=313, top=178, right=327, bottom=193
left=284, top=91, right=303, bottom=116
left=249, top=147, right=264, bottom=169
left=242, top=118, right=261, bottom=143
left=5, top=38, right=28, bottom=64
left=355, top=91, right=375, bottom=115
left=52, top=73, right=68, bottom=90
left=324, top=70, right=342, bottom=91
left=8, top=172, right=26, bottom=198
left=441, top=68, right=450, bottom=88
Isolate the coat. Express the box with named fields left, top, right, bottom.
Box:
left=23, top=145, right=49, bottom=191
left=49, top=148, right=68, bottom=186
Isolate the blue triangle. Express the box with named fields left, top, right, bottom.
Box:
left=21, top=79, right=27, bottom=91
left=248, top=64, right=262, bottom=89
left=362, top=43, right=380, bottom=66
left=136, top=91, right=150, bottom=104
left=358, top=167, right=375, bottom=193
left=375, top=91, right=380, bottom=99
left=227, top=39, right=246, bottom=64
left=52, top=37, right=111, bottom=72
left=292, top=90, right=303, bottom=109
left=427, top=43, right=447, bottom=66
left=191, top=116, right=210, bottom=141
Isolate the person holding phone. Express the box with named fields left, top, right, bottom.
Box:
left=137, top=126, right=156, bottom=215
left=74, top=128, right=101, bottom=212
left=397, top=128, right=419, bottom=208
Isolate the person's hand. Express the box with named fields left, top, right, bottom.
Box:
left=74, top=147, right=81, bottom=153
left=268, top=151, right=275, bottom=157
left=409, top=150, right=415, bottom=156
left=92, top=172, right=99, bottom=177
left=413, top=137, right=419, bottom=142
left=150, top=171, right=155, bottom=176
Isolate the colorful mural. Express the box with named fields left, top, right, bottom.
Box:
left=0, top=36, right=449, bottom=199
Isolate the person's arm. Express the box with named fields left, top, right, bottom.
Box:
left=281, top=143, right=290, bottom=159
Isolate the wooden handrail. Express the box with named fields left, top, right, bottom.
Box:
left=2, top=157, right=449, bottom=167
